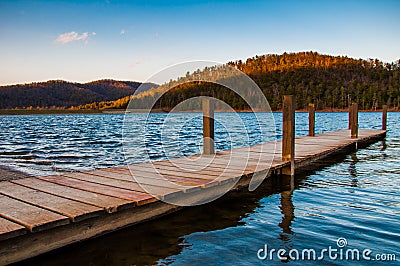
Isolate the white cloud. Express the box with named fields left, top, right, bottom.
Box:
left=120, top=29, right=126, bottom=35
left=92, top=32, right=96, bottom=36
left=129, top=60, right=141, bottom=68
left=55, top=31, right=89, bottom=44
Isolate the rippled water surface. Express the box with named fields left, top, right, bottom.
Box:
left=1, top=112, right=399, bottom=265
left=0, top=112, right=374, bottom=176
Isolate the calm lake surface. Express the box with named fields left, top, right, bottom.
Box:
left=1, top=112, right=399, bottom=265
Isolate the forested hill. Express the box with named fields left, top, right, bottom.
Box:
left=227, top=52, right=400, bottom=110
left=0, top=79, right=156, bottom=109
left=80, top=51, right=400, bottom=111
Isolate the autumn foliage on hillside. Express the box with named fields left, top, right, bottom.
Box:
left=228, top=52, right=400, bottom=110
left=3, top=52, right=398, bottom=111
left=79, top=52, right=400, bottom=111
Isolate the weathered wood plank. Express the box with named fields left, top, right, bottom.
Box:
left=160, top=157, right=274, bottom=178
left=145, top=162, right=240, bottom=179
left=97, top=168, right=206, bottom=190
left=90, top=167, right=189, bottom=185
left=11, top=178, right=133, bottom=213
left=106, top=165, right=243, bottom=187
left=135, top=163, right=222, bottom=181
left=0, top=217, right=26, bottom=241
left=0, top=195, right=69, bottom=232
left=190, top=155, right=273, bottom=170
left=134, top=162, right=248, bottom=179
left=358, top=129, right=386, bottom=138
left=62, top=172, right=183, bottom=200
left=107, top=166, right=218, bottom=188
left=39, top=175, right=156, bottom=206
left=0, top=182, right=104, bottom=222
left=154, top=159, right=255, bottom=174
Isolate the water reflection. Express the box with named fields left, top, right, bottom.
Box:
left=278, top=176, right=295, bottom=239
left=348, top=152, right=358, bottom=188
left=381, top=140, right=387, bottom=151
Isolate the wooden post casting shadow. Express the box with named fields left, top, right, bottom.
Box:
left=308, top=103, right=315, bottom=136
left=348, top=104, right=353, bottom=130
left=382, top=105, right=387, bottom=130
left=282, top=95, right=295, bottom=176
left=350, top=103, right=358, bottom=139
left=202, top=97, right=215, bottom=155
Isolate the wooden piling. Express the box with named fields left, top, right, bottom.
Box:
left=308, top=103, right=315, bottom=136
left=202, top=97, right=215, bottom=155
left=350, top=103, right=358, bottom=138
left=382, top=105, right=387, bottom=130
left=348, top=104, right=353, bottom=129
left=282, top=95, right=295, bottom=176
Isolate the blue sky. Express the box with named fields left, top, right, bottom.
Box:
left=0, top=0, right=399, bottom=85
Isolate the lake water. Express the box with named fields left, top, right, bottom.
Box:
left=0, top=112, right=382, bottom=176
left=1, top=112, right=399, bottom=265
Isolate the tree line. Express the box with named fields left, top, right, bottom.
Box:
left=77, top=52, right=400, bottom=111
left=0, top=79, right=145, bottom=109
left=4, top=52, right=398, bottom=111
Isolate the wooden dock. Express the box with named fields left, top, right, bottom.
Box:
left=0, top=97, right=389, bottom=264
left=0, top=128, right=386, bottom=265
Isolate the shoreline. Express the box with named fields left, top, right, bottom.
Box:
left=0, top=109, right=103, bottom=116
left=0, top=108, right=398, bottom=115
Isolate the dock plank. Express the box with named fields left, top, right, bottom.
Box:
left=154, top=160, right=255, bottom=174
left=62, top=172, right=183, bottom=200
left=12, top=178, right=133, bottom=213
left=135, top=163, right=225, bottom=180
left=125, top=153, right=276, bottom=181
left=108, top=165, right=241, bottom=186
left=98, top=164, right=214, bottom=186
left=0, top=217, right=26, bottom=241
left=184, top=156, right=272, bottom=172
left=101, top=167, right=212, bottom=188
left=0, top=195, right=69, bottom=232
left=39, top=175, right=157, bottom=206
left=0, top=182, right=104, bottom=222
left=153, top=159, right=256, bottom=174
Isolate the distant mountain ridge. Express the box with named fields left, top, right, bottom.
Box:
left=90, top=51, right=400, bottom=111
left=2, top=52, right=400, bottom=111
left=0, top=79, right=157, bottom=109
